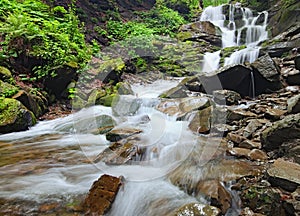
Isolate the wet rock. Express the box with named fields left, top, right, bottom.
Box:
left=0, top=66, right=12, bottom=82
left=0, top=98, right=36, bottom=134
left=228, top=147, right=251, bottom=158
left=287, top=95, right=300, bottom=114
left=106, top=128, right=142, bottom=142
left=248, top=149, right=268, bottom=161
left=196, top=180, right=231, bottom=214
left=264, top=107, right=287, bottom=120
left=188, top=106, right=212, bottom=134
left=172, top=203, right=221, bottom=216
left=295, top=55, right=300, bottom=70
left=239, top=140, right=262, bottom=149
left=84, top=174, right=122, bottom=216
left=267, top=158, right=300, bottom=192
left=261, top=113, right=300, bottom=151
left=159, top=85, right=188, bottom=99
left=111, top=95, right=141, bottom=116
left=116, top=82, right=134, bottom=95
left=227, top=108, right=257, bottom=123
left=243, top=119, right=263, bottom=139
left=93, top=139, right=139, bottom=165
left=87, top=89, right=106, bottom=106
left=213, top=89, right=241, bottom=105
left=240, top=207, right=264, bottom=216
left=156, top=96, right=211, bottom=118
left=214, top=124, right=238, bottom=136
left=261, top=38, right=300, bottom=58
left=177, top=21, right=222, bottom=46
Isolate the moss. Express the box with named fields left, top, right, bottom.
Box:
left=97, top=93, right=118, bottom=107
left=176, top=31, right=193, bottom=41
left=0, top=80, right=19, bottom=98
left=0, top=66, right=12, bottom=81
left=0, top=98, right=36, bottom=133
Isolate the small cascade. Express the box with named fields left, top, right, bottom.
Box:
left=200, top=3, right=269, bottom=71
left=202, top=50, right=221, bottom=73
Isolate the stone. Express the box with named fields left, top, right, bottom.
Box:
left=287, top=95, right=300, bottom=114
left=213, top=89, right=241, bottom=105
left=240, top=207, right=265, bottom=216
left=243, top=119, right=263, bottom=138
left=116, top=82, right=134, bottom=95
left=0, top=66, right=12, bottom=81
left=196, top=180, right=231, bottom=214
left=261, top=113, right=300, bottom=151
left=280, top=139, right=300, bottom=164
left=227, top=133, right=246, bottom=144
left=227, top=108, right=257, bottom=123
left=228, top=147, right=251, bottom=158
left=188, top=106, right=212, bottom=134
left=295, top=55, right=300, bottom=70
left=93, top=140, right=139, bottom=165
left=282, top=68, right=300, bottom=86
left=267, top=159, right=300, bottom=192
left=106, top=128, right=143, bottom=142
left=159, top=85, right=188, bottom=99
left=261, top=38, right=300, bottom=58
left=264, top=107, right=287, bottom=120
left=0, top=98, right=36, bottom=134
left=0, top=80, right=19, bottom=98
left=84, top=174, right=122, bottom=216
left=172, top=203, right=221, bottom=216
left=248, top=149, right=268, bottom=161
left=112, top=95, right=141, bottom=116
left=239, top=140, right=262, bottom=149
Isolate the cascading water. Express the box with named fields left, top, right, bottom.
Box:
left=200, top=3, right=268, bottom=71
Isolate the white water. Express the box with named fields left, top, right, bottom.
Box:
left=200, top=3, right=268, bottom=71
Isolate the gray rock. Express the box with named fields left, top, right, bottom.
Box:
left=288, top=95, right=300, bottom=114
left=159, top=85, right=188, bottom=99
left=112, top=95, right=141, bottom=116
left=261, top=113, right=300, bottom=151
left=295, top=55, right=300, bottom=70
left=213, top=89, right=241, bottom=105
left=106, top=128, right=142, bottom=142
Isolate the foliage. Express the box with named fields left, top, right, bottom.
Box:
left=203, top=0, right=230, bottom=7
left=0, top=0, right=91, bottom=80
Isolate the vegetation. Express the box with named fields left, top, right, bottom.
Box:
left=0, top=0, right=91, bottom=80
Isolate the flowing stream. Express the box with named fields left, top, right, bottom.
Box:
left=0, top=3, right=268, bottom=216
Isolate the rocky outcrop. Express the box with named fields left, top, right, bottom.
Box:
left=84, top=174, right=123, bottom=216
left=261, top=113, right=300, bottom=151
left=0, top=98, right=36, bottom=134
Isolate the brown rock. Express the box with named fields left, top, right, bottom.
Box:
left=106, top=128, right=142, bottom=142
left=227, top=109, right=257, bottom=123
left=264, top=107, right=287, bottom=120
left=248, top=149, right=268, bottom=161
left=172, top=203, right=221, bottom=216
left=228, top=147, right=251, bottom=158
left=84, top=174, right=122, bottom=216
left=243, top=119, right=264, bottom=138
left=227, top=133, right=246, bottom=144
left=239, top=140, right=262, bottom=149
left=196, top=180, right=231, bottom=214
left=188, top=106, right=212, bottom=134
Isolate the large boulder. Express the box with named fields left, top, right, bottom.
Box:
left=0, top=98, right=36, bottom=134
left=261, top=113, right=300, bottom=151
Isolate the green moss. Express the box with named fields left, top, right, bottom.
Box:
left=97, top=93, right=118, bottom=107
left=0, top=66, right=12, bottom=81
left=177, top=31, right=193, bottom=41
left=0, top=80, right=19, bottom=98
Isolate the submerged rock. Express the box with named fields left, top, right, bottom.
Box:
left=261, top=113, right=300, bottom=151
left=106, top=128, right=143, bottom=142
left=84, top=174, right=122, bottom=216
left=172, top=203, right=221, bottom=216
left=0, top=98, right=36, bottom=134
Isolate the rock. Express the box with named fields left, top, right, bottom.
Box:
left=280, top=139, right=300, bottom=164
left=106, top=128, right=142, bottom=142
left=264, top=107, right=287, bottom=120
left=0, top=98, right=36, bottom=134
left=267, top=158, right=300, bottom=192
left=251, top=54, right=281, bottom=83
left=228, top=147, right=251, bottom=158
left=227, top=108, right=257, bottom=123
left=213, top=89, right=241, bottom=105
left=116, top=82, right=134, bottom=95
left=282, top=68, right=300, bottom=86
left=196, top=180, right=231, bottom=214
left=227, top=133, right=246, bottom=144
left=261, top=38, right=300, bottom=58
left=214, top=124, right=238, bottom=136
left=248, top=149, right=268, bottom=161
left=87, top=89, right=106, bottom=106
left=177, top=21, right=222, bottom=46
left=240, top=207, right=265, bottom=216
left=156, top=96, right=211, bottom=118
left=95, top=58, right=125, bottom=84
left=0, top=66, right=12, bottom=81
left=12, top=90, right=46, bottom=117
left=93, top=140, right=139, bottom=165
left=239, top=140, right=262, bottom=149
left=243, top=119, right=263, bottom=138
left=172, top=203, right=221, bottom=216
left=283, top=199, right=300, bottom=216
left=261, top=113, right=300, bottom=151
left=0, top=80, right=19, bottom=98
left=287, top=95, right=300, bottom=114
left=84, top=174, right=122, bottom=216
left=295, top=55, right=300, bottom=70
left=188, top=106, right=212, bottom=134
left=159, top=85, right=188, bottom=99
left=112, top=95, right=141, bottom=116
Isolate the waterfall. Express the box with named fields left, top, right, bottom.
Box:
left=200, top=3, right=268, bottom=71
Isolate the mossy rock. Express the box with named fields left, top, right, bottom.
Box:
left=0, top=98, right=36, bottom=134
left=0, top=80, right=19, bottom=98
left=97, top=93, right=118, bottom=107
left=0, top=66, right=12, bottom=82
